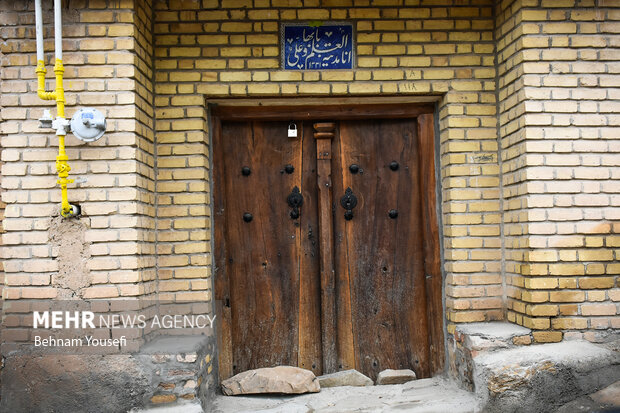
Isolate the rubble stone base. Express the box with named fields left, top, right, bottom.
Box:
left=449, top=322, right=620, bottom=413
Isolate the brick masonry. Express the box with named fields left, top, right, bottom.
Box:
left=153, top=0, right=505, bottom=335
left=496, top=0, right=620, bottom=343
left=0, top=0, right=618, bottom=399
left=0, top=0, right=157, bottom=304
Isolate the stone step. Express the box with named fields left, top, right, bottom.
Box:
left=471, top=340, right=620, bottom=412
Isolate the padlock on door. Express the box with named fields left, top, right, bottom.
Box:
left=288, top=122, right=298, bottom=138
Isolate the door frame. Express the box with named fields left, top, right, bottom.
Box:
left=210, top=99, right=444, bottom=381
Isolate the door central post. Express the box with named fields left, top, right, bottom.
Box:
left=314, top=122, right=337, bottom=373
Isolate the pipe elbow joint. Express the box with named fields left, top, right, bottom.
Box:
left=37, top=90, right=56, bottom=100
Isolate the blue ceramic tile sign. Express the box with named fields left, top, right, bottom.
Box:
left=282, top=23, right=354, bottom=70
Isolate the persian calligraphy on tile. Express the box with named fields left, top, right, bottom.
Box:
left=282, top=24, right=354, bottom=70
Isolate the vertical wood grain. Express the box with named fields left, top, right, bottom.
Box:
left=298, top=121, right=323, bottom=376
left=213, top=118, right=233, bottom=381
left=418, top=113, right=444, bottom=374
left=314, top=122, right=338, bottom=374
left=220, top=121, right=303, bottom=375
left=334, top=118, right=431, bottom=380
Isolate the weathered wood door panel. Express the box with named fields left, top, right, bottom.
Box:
left=216, top=121, right=322, bottom=377
left=333, top=119, right=431, bottom=380
left=214, top=106, right=442, bottom=382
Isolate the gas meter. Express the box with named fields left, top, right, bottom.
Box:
left=70, top=108, right=106, bottom=142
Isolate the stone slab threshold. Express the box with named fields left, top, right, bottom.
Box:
left=134, top=378, right=620, bottom=413
left=128, top=323, right=620, bottom=413
left=210, top=376, right=479, bottom=413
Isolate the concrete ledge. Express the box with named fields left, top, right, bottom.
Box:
left=455, top=322, right=532, bottom=352
left=1, top=353, right=152, bottom=413
left=0, top=335, right=215, bottom=413
left=456, top=322, right=531, bottom=342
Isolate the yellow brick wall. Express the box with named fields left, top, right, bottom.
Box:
left=0, top=0, right=617, bottom=351
left=153, top=0, right=504, bottom=333
left=497, top=0, right=619, bottom=343
left=0, top=0, right=156, bottom=306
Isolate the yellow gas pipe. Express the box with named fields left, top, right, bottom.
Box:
left=35, top=0, right=75, bottom=218
left=36, top=59, right=73, bottom=218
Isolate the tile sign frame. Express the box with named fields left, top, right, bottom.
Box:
left=281, top=22, right=355, bottom=70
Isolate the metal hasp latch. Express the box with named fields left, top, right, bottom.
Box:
left=340, top=187, right=358, bottom=221
left=287, top=186, right=303, bottom=219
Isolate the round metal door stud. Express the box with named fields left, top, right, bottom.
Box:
left=349, top=164, right=360, bottom=174
left=388, top=209, right=399, bottom=219
left=389, top=161, right=399, bottom=171
left=284, top=164, right=295, bottom=174
left=243, top=212, right=253, bottom=222
left=241, top=166, right=251, bottom=176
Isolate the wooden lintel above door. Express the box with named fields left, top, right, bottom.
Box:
left=211, top=103, right=435, bottom=121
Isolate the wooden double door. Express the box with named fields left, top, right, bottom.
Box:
left=214, top=104, right=442, bottom=382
